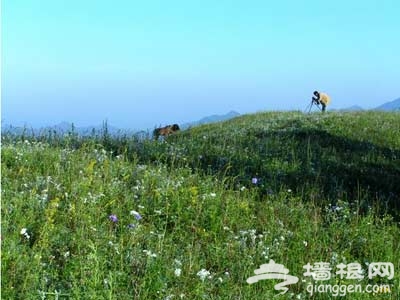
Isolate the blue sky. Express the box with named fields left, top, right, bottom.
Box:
left=2, top=0, right=399, bottom=129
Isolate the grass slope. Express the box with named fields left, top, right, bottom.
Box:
left=2, top=111, right=399, bottom=299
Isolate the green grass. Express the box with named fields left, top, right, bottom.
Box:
left=2, top=111, right=399, bottom=299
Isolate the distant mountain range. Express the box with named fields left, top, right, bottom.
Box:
left=2, top=111, right=241, bottom=137
left=2, top=121, right=135, bottom=137
left=333, top=97, right=400, bottom=112
left=374, top=97, right=400, bottom=111
left=335, top=105, right=364, bottom=112
left=2, top=98, right=398, bottom=136
left=181, top=110, right=240, bottom=129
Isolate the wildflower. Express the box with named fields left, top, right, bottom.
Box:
left=251, top=177, right=258, bottom=184
left=109, top=214, right=118, bottom=223
left=240, top=186, right=246, bottom=191
left=210, top=193, right=216, bottom=197
left=333, top=206, right=343, bottom=212
left=174, top=268, right=182, bottom=277
left=303, top=241, right=308, bottom=247
left=130, top=210, right=142, bottom=220
left=20, top=228, right=30, bottom=240
left=143, top=250, right=157, bottom=258
left=174, top=259, right=182, bottom=266
left=127, top=223, right=136, bottom=229
left=197, top=269, right=211, bottom=281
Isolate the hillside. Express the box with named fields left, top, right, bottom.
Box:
left=2, top=110, right=399, bottom=299
left=151, top=111, right=400, bottom=212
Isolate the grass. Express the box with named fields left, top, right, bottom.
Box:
left=1, top=110, right=399, bottom=299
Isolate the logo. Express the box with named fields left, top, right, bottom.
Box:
left=247, top=260, right=394, bottom=296
left=246, top=259, right=299, bottom=295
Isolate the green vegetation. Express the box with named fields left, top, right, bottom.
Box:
left=2, top=111, right=399, bottom=299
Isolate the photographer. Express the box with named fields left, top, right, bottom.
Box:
left=312, top=91, right=331, bottom=112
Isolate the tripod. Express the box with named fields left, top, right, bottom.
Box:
left=304, top=100, right=322, bottom=113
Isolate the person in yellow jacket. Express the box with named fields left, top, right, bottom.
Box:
left=312, top=91, right=331, bottom=112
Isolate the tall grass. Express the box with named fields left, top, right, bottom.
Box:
left=2, top=111, right=399, bottom=299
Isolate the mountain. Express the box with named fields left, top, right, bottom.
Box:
left=2, top=122, right=134, bottom=137
left=335, top=105, right=364, bottom=112
left=374, top=97, right=400, bottom=111
left=2, top=111, right=241, bottom=137
left=181, top=110, right=240, bottom=129
left=344, top=105, right=364, bottom=111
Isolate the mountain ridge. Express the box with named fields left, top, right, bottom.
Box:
left=374, top=97, right=400, bottom=111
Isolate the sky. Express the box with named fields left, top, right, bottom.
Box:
left=2, top=0, right=400, bottom=130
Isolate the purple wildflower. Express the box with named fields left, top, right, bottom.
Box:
left=109, top=214, right=118, bottom=223
left=251, top=177, right=258, bottom=184
left=130, top=210, right=142, bottom=220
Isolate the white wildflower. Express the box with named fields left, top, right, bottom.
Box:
left=143, top=250, right=157, bottom=258
left=174, top=259, right=182, bottom=266
left=174, top=268, right=182, bottom=277
left=197, top=269, right=211, bottom=281
left=20, top=228, right=30, bottom=240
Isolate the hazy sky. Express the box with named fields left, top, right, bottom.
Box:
left=2, top=0, right=399, bottom=129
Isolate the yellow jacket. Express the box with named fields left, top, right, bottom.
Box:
left=319, top=93, right=331, bottom=105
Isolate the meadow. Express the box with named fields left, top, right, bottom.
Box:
left=2, top=111, right=399, bottom=299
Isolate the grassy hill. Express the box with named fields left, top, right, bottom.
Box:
left=2, top=111, right=399, bottom=299
left=138, top=111, right=400, bottom=212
